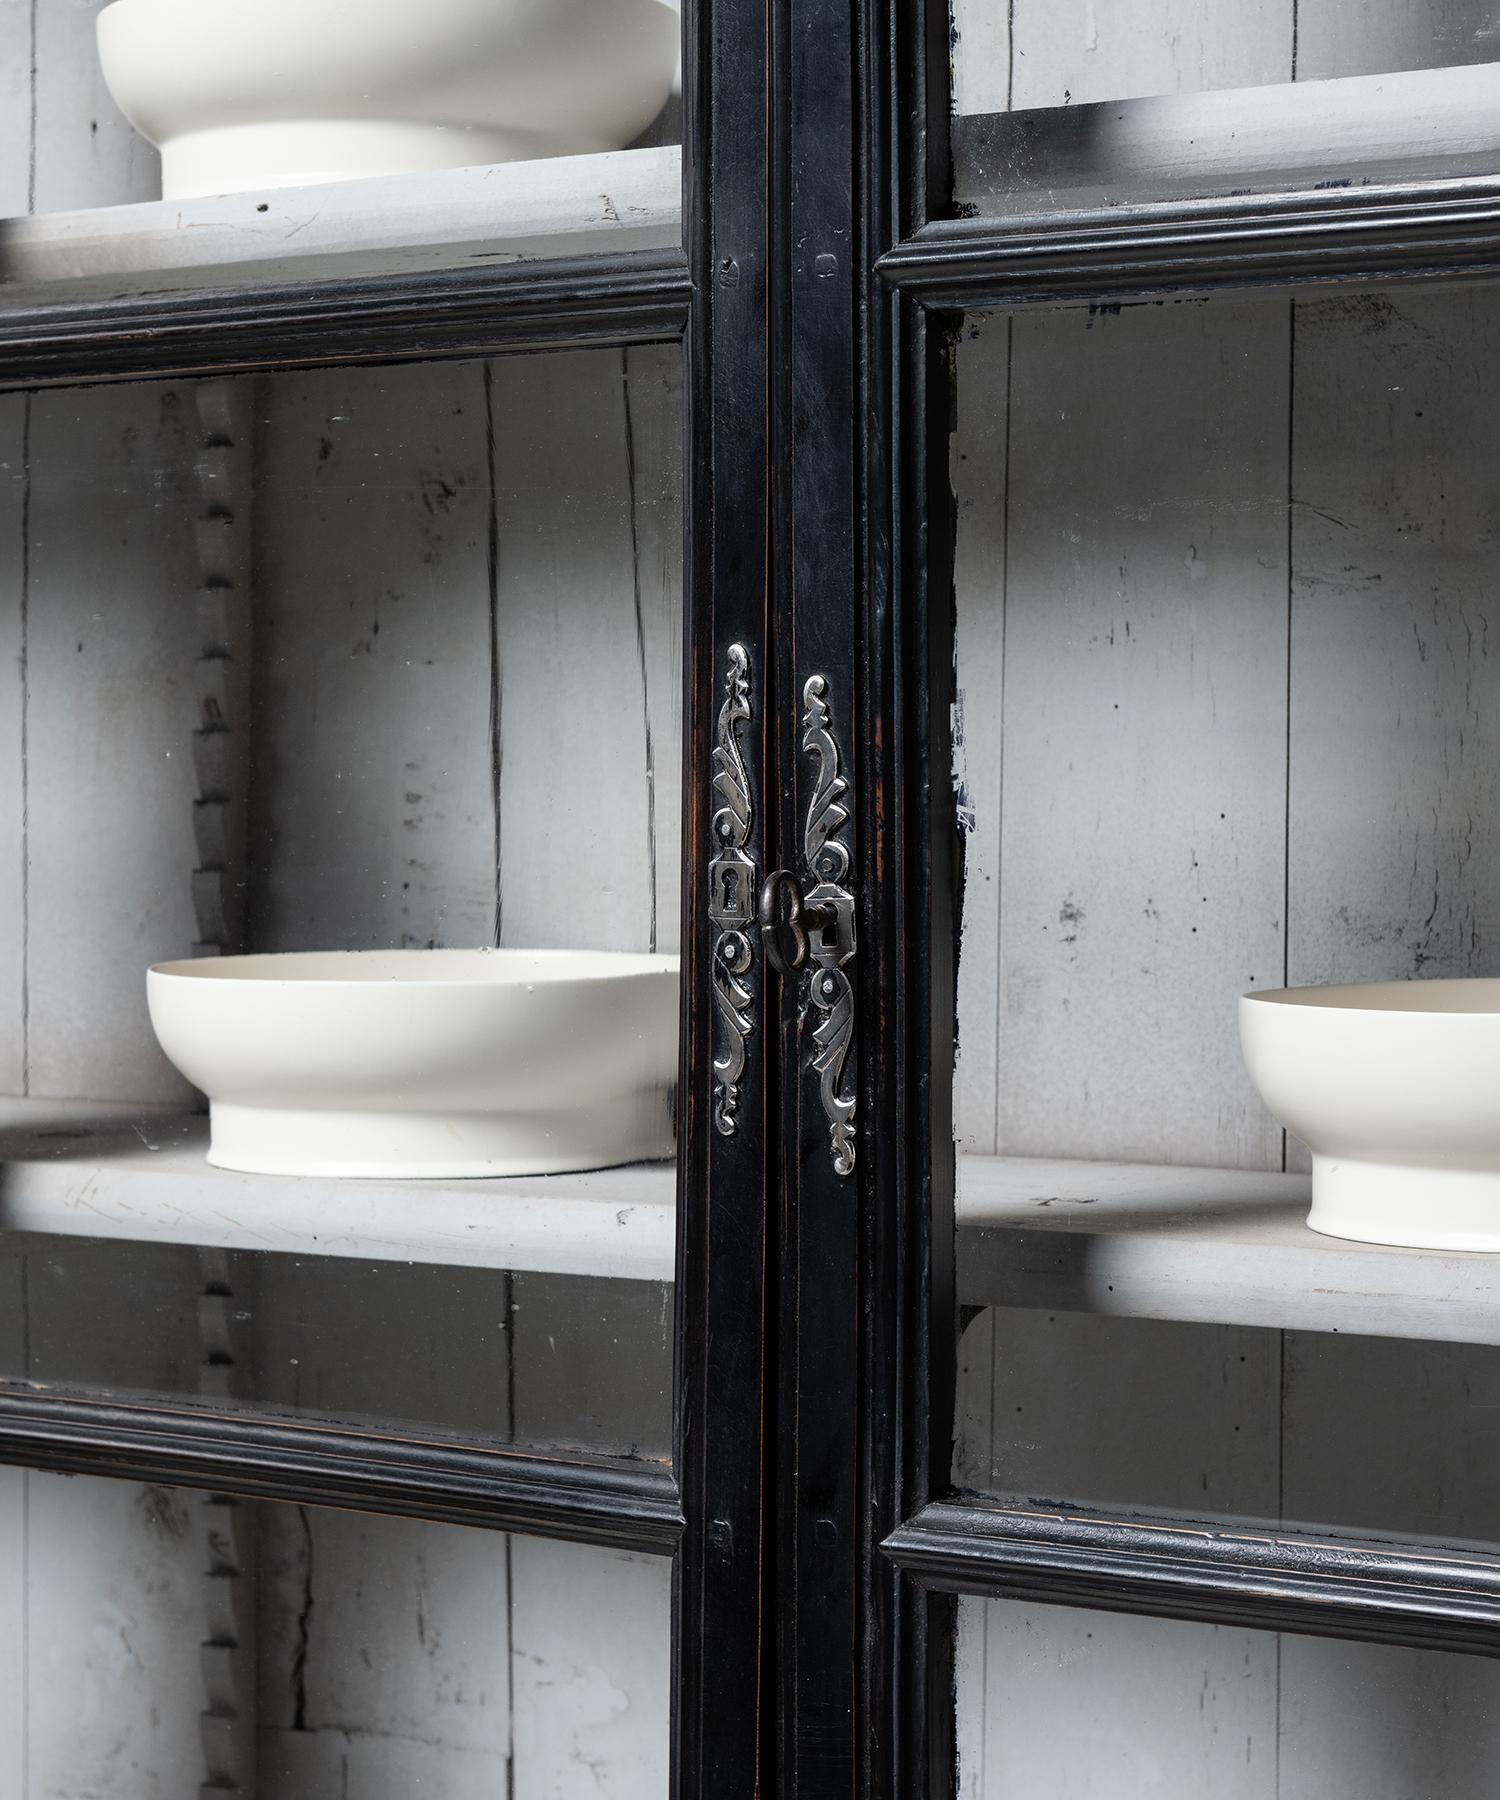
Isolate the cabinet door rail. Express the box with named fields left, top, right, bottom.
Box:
left=0, top=248, right=691, bottom=389
left=0, top=1387, right=682, bottom=1553
left=885, top=1496, right=1500, bottom=1657
left=878, top=177, right=1500, bottom=309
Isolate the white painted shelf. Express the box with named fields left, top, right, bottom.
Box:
left=7, top=1113, right=1498, bottom=1336
left=1, top=146, right=681, bottom=304
left=0, top=1102, right=674, bottom=1282
left=957, top=1155, right=1500, bottom=1346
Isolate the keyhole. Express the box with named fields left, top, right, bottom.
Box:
left=720, top=867, right=741, bottom=914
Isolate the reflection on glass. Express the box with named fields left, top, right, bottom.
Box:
left=0, top=1471, right=670, bottom=1796
left=956, top=1596, right=1500, bottom=1798
left=950, top=1, right=1500, bottom=210
left=950, top=279, right=1500, bottom=1547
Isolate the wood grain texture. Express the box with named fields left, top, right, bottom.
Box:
left=965, top=300, right=1289, bottom=1169
left=24, top=380, right=200, bottom=1103
left=0, top=0, right=30, bottom=218
left=0, top=1465, right=22, bottom=1799
left=246, top=360, right=497, bottom=954
left=491, top=349, right=661, bottom=952
left=0, top=395, right=25, bottom=1093
left=951, top=323, right=1008, bottom=1155
left=951, top=0, right=1292, bottom=117
left=963, top=1599, right=1278, bottom=1800
left=31, top=0, right=159, bottom=213
left=256, top=1505, right=510, bottom=1798
left=0, top=1103, right=676, bottom=1279
left=24, top=1474, right=207, bottom=1798
left=1295, top=0, right=1500, bottom=82
left=1287, top=288, right=1500, bottom=995
left=955, top=1153, right=1500, bottom=1345
left=509, top=1537, right=672, bottom=1799
left=622, top=343, right=686, bottom=955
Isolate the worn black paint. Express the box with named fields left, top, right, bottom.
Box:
left=0, top=1387, right=681, bottom=1553
left=2, top=4, right=1500, bottom=1797
left=886, top=1498, right=1500, bottom=1659
left=0, top=249, right=689, bottom=389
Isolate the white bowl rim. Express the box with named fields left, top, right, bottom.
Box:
left=150, top=947, right=680, bottom=987
left=1242, top=977, right=1500, bottom=1017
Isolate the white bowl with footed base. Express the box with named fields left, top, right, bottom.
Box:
left=98, top=0, right=680, bottom=199
left=148, top=949, right=679, bottom=1179
left=1240, top=978, right=1500, bottom=1251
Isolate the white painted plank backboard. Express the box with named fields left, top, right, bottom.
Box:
left=510, top=1537, right=672, bottom=1800
left=965, top=1599, right=1278, bottom=1800
left=622, top=343, right=686, bottom=955
left=248, top=360, right=498, bottom=954
left=978, top=299, right=1289, bottom=1169
left=31, top=0, right=159, bottom=213
left=24, top=381, right=200, bottom=1104
left=491, top=351, right=657, bottom=953
left=25, top=1474, right=207, bottom=1798
left=0, top=0, right=30, bottom=219
left=0, top=394, right=25, bottom=1093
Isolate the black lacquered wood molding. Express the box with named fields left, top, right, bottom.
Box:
left=877, top=178, right=1500, bottom=308
left=0, top=248, right=690, bottom=389
left=885, top=1498, right=1500, bottom=1657
left=0, top=1388, right=682, bottom=1554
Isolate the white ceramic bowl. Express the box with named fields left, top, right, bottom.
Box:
left=1240, top=979, right=1500, bottom=1250
left=148, top=949, right=679, bottom=1179
left=98, top=0, right=680, bottom=199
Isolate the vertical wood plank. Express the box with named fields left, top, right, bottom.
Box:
left=32, top=0, right=160, bottom=213
left=490, top=350, right=656, bottom=952
left=256, top=1505, right=510, bottom=1799
left=25, top=1474, right=207, bottom=1797
left=978, top=1600, right=1278, bottom=1798
left=953, top=1597, right=988, bottom=1800
left=952, top=0, right=1293, bottom=117
left=0, top=0, right=31, bottom=218
left=1277, top=1635, right=1500, bottom=1799
left=509, top=1538, right=671, bottom=1799
left=0, top=1466, right=22, bottom=1800
left=622, top=344, right=686, bottom=956
left=0, top=395, right=26, bottom=1094
left=951, top=324, right=1008, bottom=1156
left=988, top=299, right=1290, bottom=1169
left=247, top=361, right=497, bottom=954
left=25, top=381, right=199, bottom=1103
left=1295, top=0, right=1500, bottom=82
left=1287, top=287, right=1500, bottom=994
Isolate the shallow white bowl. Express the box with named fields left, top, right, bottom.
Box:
left=1240, top=979, right=1500, bottom=1251
left=98, top=0, right=680, bottom=199
left=148, top=949, right=679, bottom=1179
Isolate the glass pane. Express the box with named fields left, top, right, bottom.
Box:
left=956, top=1596, right=1500, bottom=1798
left=0, top=345, right=681, bottom=1456
left=949, top=0, right=1500, bottom=212
left=0, top=1469, right=669, bottom=1796
left=0, top=1, right=681, bottom=303
left=951, top=278, right=1500, bottom=1549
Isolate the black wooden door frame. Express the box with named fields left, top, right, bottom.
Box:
left=768, top=1, right=1500, bottom=1798
left=12, top=2, right=1500, bottom=1798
